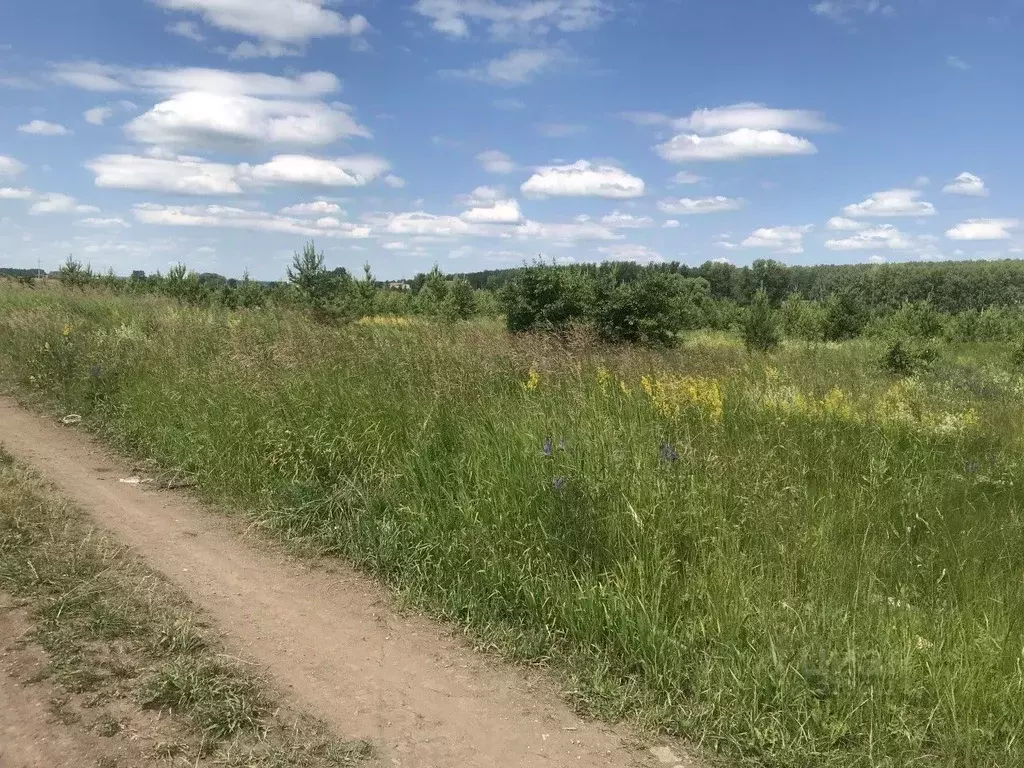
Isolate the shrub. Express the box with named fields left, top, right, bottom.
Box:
left=594, top=271, right=690, bottom=346
left=780, top=294, right=826, bottom=341
left=881, top=336, right=939, bottom=376
left=500, top=261, right=592, bottom=333
left=742, top=288, right=781, bottom=352
left=823, top=288, right=869, bottom=341
left=287, top=241, right=337, bottom=317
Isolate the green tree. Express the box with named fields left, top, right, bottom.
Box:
left=742, top=288, right=781, bottom=352
left=287, top=241, right=336, bottom=315
left=594, top=271, right=689, bottom=346
left=58, top=255, right=92, bottom=289
left=500, top=260, right=592, bottom=333
left=823, top=288, right=869, bottom=341
left=441, top=277, right=476, bottom=322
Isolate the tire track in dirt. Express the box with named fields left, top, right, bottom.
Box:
left=0, top=398, right=697, bottom=768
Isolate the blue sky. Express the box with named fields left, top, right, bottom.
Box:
left=1, top=0, right=1021, bottom=280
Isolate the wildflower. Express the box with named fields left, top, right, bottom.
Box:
left=964, top=460, right=980, bottom=475
left=558, top=438, right=568, bottom=452
left=524, top=368, right=541, bottom=392
left=597, top=366, right=612, bottom=392
left=62, top=323, right=73, bottom=337
left=642, top=374, right=724, bottom=424
left=659, top=442, right=679, bottom=463
left=552, top=477, right=567, bottom=491
left=915, top=636, right=934, bottom=651
left=542, top=437, right=553, bottom=458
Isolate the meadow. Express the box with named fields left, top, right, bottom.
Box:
left=1, top=280, right=1022, bottom=768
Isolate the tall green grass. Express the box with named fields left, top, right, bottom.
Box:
left=1, top=282, right=1022, bottom=767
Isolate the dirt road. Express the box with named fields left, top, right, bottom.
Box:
left=0, top=398, right=696, bottom=768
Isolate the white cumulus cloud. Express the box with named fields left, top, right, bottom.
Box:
left=657, top=196, right=744, bottom=215
left=0, top=187, right=34, bottom=199
left=942, top=172, right=988, bottom=197
left=477, top=150, right=516, bottom=174
left=521, top=160, right=645, bottom=199
left=87, top=154, right=244, bottom=195
left=241, top=154, right=389, bottom=188
left=279, top=201, right=344, bottom=216
left=596, top=243, right=664, bottom=264
left=449, top=47, right=559, bottom=85
left=84, top=106, right=114, bottom=125
left=412, top=0, right=610, bottom=38
left=0, top=156, right=26, bottom=178
left=946, top=218, right=1019, bottom=241
left=18, top=119, right=71, bottom=136
left=741, top=225, right=813, bottom=254
left=827, top=216, right=864, bottom=230
left=133, top=202, right=371, bottom=238
left=825, top=224, right=911, bottom=251
left=78, top=217, right=130, bottom=228
left=460, top=198, right=523, bottom=224
left=843, top=188, right=936, bottom=218
left=656, top=128, right=817, bottom=162
left=600, top=211, right=654, bottom=228
left=29, top=193, right=100, bottom=215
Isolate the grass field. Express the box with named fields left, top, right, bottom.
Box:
left=1, top=281, right=1022, bottom=767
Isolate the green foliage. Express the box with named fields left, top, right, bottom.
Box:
left=880, top=336, right=939, bottom=376
left=165, top=263, right=208, bottom=307
left=742, top=288, right=781, bottom=352
left=779, top=294, right=825, bottom=341
left=594, top=271, right=690, bottom=346
left=501, top=260, right=592, bottom=333
left=823, top=288, right=869, bottom=341
left=287, top=241, right=337, bottom=316
left=58, top=255, right=93, bottom=290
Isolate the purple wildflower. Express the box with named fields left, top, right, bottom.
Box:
left=543, top=437, right=553, bottom=458
left=553, top=477, right=567, bottom=491
left=660, top=442, right=679, bottom=463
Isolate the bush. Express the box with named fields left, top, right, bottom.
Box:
left=881, top=336, right=939, bottom=376
left=501, top=261, right=592, bottom=333
left=594, top=272, right=689, bottom=346
left=742, top=288, right=781, bottom=352
left=823, top=289, right=869, bottom=341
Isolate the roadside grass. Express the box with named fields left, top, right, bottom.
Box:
left=0, top=441, right=371, bottom=767
left=1, top=283, right=1023, bottom=767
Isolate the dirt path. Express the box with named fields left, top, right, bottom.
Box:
left=0, top=398, right=696, bottom=768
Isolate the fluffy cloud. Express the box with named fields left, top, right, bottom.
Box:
left=624, top=103, right=833, bottom=133
left=942, top=172, right=988, bottom=197
left=460, top=199, right=523, bottom=224
left=152, top=0, right=369, bottom=48
left=600, top=211, right=654, bottom=228
left=0, top=187, right=34, bottom=199
left=450, top=48, right=559, bottom=85
left=827, top=216, right=864, bottom=230
left=741, top=225, right=813, bottom=254
left=521, top=160, right=645, bottom=199
left=412, top=0, right=609, bottom=38
left=18, top=119, right=70, bottom=136
left=0, top=156, right=26, bottom=178
left=663, top=219, right=681, bottom=228
left=384, top=174, right=407, bottom=188
left=126, top=91, right=368, bottom=150
left=84, top=106, right=114, bottom=125
left=657, top=196, right=744, bottom=215
left=825, top=225, right=911, bottom=250
left=133, top=202, right=371, bottom=238
left=515, top=217, right=621, bottom=243
left=88, top=154, right=244, bottom=195
left=460, top=185, right=503, bottom=204
left=87, top=153, right=389, bottom=194
left=946, top=219, right=1019, bottom=241
left=477, top=150, right=516, bottom=174
left=596, top=243, right=664, bottom=264
left=385, top=212, right=473, bottom=237
left=279, top=201, right=344, bottom=216
left=29, top=193, right=100, bottom=215
left=656, top=129, right=817, bottom=162
left=843, top=188, right=936, bottom=217
left=241, top=154, right=389, bottom=187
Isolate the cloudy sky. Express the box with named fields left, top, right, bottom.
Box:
left=1, top=0, right=1021, bottom=279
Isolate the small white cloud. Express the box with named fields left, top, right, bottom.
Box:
left=133, top=202, right=370, bottom=239
left=811, top=1, right=895, bottom=25
left=78, top=217, right=130, bottom=228
left=670, top=170, right=704, bottom=185
left=0, top=187, right=34, bottom=199
left=599, top=211, right=654, bottom=228
left=450, top=48, right=560, bottom=86
left=536, top=122, right=586, bottom=137
left=382, top=241, right=409, bottom=251
left=521, top=160, right=645, bottom=199
left=843, top=188, right=936, bottom=218
left=827, top=216, right=864, bottom=230
left=460, top=185, right=503, bottom=204
left=460, top=198, right=523, bottom=224
left=18, top=119, right=71, bottom=136
left=826, top=224, right=911, bottom=250
left=88, top=154, right=245, bottom=195
left=741, top=224, right=813, bottom=254
left=0, top=155, right=26, bottom=178
left=914, top=175, right=931, bottom=187
left=84, top=106, right=114, bottom=125
left=676, top=103, right=834, bottom=134
left=280, top=200, right=343, bottom=216
left=413, top=0, right=610, bottom=39
left=946, top=55, right=970, bottom=70
left=596, top=243, right=664, bottom=265
left=942, top=172, right=988, bottom=197
left=946, top=218, right=1019, bottom=241
left=242, top=154, right=390, bottom=187
left=384, top=174, right=407, bottom=188
left=477, top=149, right=516, bottom=174
left=386, top=211, right=473, bottom=237
left=663, top=219, right=681, bottom=228
left=29, top=193, right=99, bottom=215
left=868, top=255, right=886, bottom=264
left=657, top=128, right=817, bottom=162
left=167, top=20, right=205, bottom=41
left=657, top=196, right=744, bottom=215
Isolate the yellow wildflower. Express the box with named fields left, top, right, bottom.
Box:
left=62, top=323, right=73, bottom=337
left=641, top=374, right=724, bottom=424
left=597, top=366, right=613, bottom=393
left=524, top=368, right=541, bottom=392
